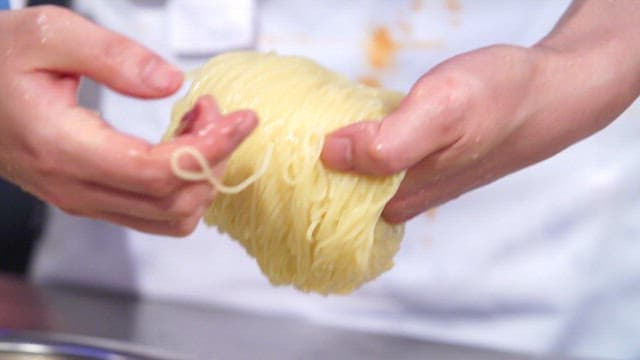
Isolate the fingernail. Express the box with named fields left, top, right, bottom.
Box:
left=212, top=112, right=256, bottom=139
left=326, top=136, right=353, bottom=170
left=177, top=105, right=200, bottom=135
left=234, top=113, right=257, bottom=136
left=142, top=57, right=183, bottom=92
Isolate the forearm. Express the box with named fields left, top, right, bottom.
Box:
left=532, top=0, right=640, bottom=138
left=539, top=0, right=640, bottom=58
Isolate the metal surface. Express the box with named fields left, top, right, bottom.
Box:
left=0, top=332, right=181, bottom=360
left=0, top=274, right=577, bottom=360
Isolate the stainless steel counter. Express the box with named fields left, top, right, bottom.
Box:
left=0, top=274, right=577, bottom=360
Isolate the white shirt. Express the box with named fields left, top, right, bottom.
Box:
left=9, top=0, right=26, bottom=9
left=31, top=1, right=640, bottom=359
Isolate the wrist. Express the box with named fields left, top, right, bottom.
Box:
left=524, top=1, right=640, bottom=144
left=504, top=27, right=638, bottom=162
left=533, top=0, right=640, bottom=100
left=526, top=44, right=638, bottom=148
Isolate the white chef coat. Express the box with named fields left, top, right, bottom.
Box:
left=30, top=1, right=640, bottom=359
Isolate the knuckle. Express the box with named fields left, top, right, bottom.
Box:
left=412, top=74, right=475, bottom=139
left=60, top=207, right=82, bottom=217
left=418, top=68, right=479, bottom=113
left=146, top=174, right=177, bottom=197
left=56, top=199, right=82, bottom=217
left=441, top=140, right=471, bottom=164
left=166, top=195, right=198, bottom=219
left=136, top=158, right=180, bottom=197
left=435, top=117, right=460, bottom=140
left=441, top=74, right=476, bottom=110
left=366, top=145, right=404, bottom=175
left=165, top=186, right=211, bottom=219
left=169, top=218, right=198, bottom=237
left=33, top=157, right=59, bottom=178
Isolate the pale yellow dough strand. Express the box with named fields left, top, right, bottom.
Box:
left=165, top=52, right=406, bottom=294
left=170, top=144, right=274, bottom=194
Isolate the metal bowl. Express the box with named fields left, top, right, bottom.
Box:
left=0, top=332, right=184, bottom=360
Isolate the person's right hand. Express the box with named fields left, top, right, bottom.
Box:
left=0, top=6, right=257, bottom=236
left=321, top=0, right=640, bottom=224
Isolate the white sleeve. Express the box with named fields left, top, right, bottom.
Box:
left=9, top=0, right=26, bottom=9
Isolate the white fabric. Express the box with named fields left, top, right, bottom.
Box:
left=31, top=1, right=640, bottom=359
left=9, top=0, right=26, bottom=9
left=167, top=0, right=255, bottom=55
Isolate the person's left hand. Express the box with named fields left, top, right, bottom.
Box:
left=321, top=42, right=639, bottom=223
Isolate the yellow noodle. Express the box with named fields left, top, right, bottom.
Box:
left=165, top=51, right=406, bottom=294
left=170, top=144, right=274, bottom=194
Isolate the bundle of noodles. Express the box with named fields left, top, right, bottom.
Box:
left=165, top=51, right=406, bottom=294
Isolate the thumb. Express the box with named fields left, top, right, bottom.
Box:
left=321, top=75, right=466, bottom=176
left=28, top=6, right=183, bottom=98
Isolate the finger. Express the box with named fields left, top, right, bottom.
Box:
left=321, top=73, right=469, bottom=176
left=381, top=147, right=509, bottom=223
left=95, top=207, right=206, bottom=237
left=53, top=97, right=257, bottom=197
left=25, top=6, right=182, bottom=98
left=79, top=181, right=215, bottom=222
left=29, top=171, right=214, bottom=222
left=388, top=136, right=480, bottom=201
left=147, top=98, right=258, bottom=190
left=174, top=96, right=221, bottom=136
left=381, top=173, right=456, bottom=224
left=156, top=96, right=258, bottom=168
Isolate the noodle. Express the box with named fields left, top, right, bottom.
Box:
left=170, top=144, right=274, bottom=194
left=165, top=52, right=406, bottom=294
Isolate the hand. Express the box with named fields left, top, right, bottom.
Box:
left=322, top=1, right=640, bottom=223
left=0, top=6, right=257, bottom=236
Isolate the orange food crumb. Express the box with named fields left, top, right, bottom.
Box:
left=358, top=75, right=381, bottom=88
left=397, top=18, right=413, bottom=36
left=367, top=26, right=399, bottom=69
left=411, top=0, right=424, bottom=11
left=445, top=0, right=462, bottom=27
left=446, top=0, right=462, bottom=12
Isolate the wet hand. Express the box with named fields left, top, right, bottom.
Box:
left=0, top=6, right=257, bottom=235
